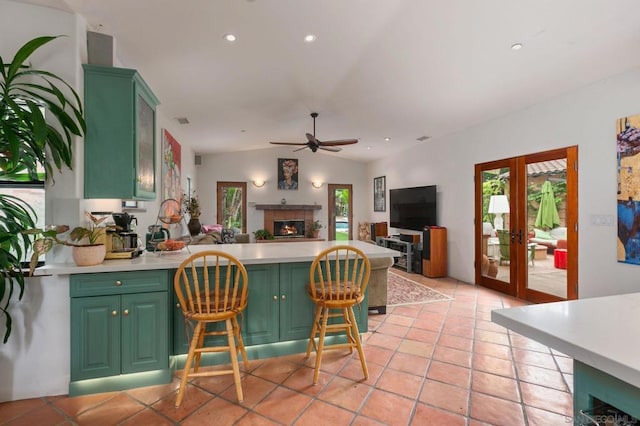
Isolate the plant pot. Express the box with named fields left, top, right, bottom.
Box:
left=72, top=244, right=106, bottom=267
left=188, top=218, right=202, bottom=236
left=312, top=230, right=320, bottom=239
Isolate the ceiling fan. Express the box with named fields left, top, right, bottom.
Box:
left=269, top=112, right=358, bottom=152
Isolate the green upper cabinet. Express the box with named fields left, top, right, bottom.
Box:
left=83, top=64, right=159, bottom=200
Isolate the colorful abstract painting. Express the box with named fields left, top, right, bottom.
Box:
left=616, top=113, right=640, bottom=264
left=162, top=129, right=182, bottom=204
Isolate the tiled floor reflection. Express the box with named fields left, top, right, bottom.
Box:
left=0, top=270, right=573, bottom=425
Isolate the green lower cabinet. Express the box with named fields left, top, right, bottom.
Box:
left=573, top=360, right=640, bottom=421
left=69, top=271, right=170, bottom=396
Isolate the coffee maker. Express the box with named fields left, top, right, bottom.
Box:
left=106, top=212, right=142, bottom=258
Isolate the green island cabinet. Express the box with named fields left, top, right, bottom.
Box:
left=69, top=270, right=171, bottom=396
left=172, top=262, right=369, bottom=363
left=83, top=64, right=159, bottom=200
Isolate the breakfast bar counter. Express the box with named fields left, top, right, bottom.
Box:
left=31, top=240, right=399, bottom=397
left=492, top=294, right=640, bottom=421
left=39, top=239, right=398, bottom=275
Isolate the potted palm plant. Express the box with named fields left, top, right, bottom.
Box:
left=0, top=35, right=85, bottom=343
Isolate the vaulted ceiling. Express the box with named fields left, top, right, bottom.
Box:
left=16, top=0, right=640, bottom=161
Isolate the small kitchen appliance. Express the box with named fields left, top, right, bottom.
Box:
left=105, top=212, right=143, bottom=259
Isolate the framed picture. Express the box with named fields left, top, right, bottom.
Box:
left=278, top=158, right=299, bottom=190
left=161, top=129, right=182, bottom=203
left=374, top=176, right=386, bottom=211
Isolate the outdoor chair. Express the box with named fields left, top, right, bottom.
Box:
left=497, top=229, right=535, bottom=266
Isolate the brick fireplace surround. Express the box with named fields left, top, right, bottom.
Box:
left=255, top=204, right=321, bottom=240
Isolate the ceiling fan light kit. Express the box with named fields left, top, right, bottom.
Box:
left=269, top=112, right=358, bottom=153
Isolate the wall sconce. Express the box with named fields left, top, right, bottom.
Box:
left=252, top=179, right=265, bottom=188
left=311, top=181, right=323, bottom=189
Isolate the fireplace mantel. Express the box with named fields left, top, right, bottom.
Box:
left=255, top=204, right=321, bottom=211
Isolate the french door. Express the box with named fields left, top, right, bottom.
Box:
left=475, top=147, right=578, bottom=302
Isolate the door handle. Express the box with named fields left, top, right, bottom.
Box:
left=517, top=229, right=523, bottom=245
left=510, top=230, right=516, bottom=244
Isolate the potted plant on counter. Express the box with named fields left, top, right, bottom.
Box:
left=24, top=212, right=111, bottom=274
left=0, top=35, right=85, bottom=343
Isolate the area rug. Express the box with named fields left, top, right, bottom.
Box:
left=387, top=271, right=453, bottom=306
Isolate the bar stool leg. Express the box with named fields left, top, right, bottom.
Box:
left=313, top=306, right=330, bottom=385
left=348, top=306, right=369, bottom=380
left=226, top=318, right=244, bottom=403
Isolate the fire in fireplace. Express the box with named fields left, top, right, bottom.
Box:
left=274, top=220, right=305, bottom=238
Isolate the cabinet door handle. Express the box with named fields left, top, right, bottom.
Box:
left=176, top=303, right=181, bottom=308
left=281, top=294, right=286, bottom=300
left=123, top=309, right=129, bottom=316
left=111, top=310, right=118, bottom=317
left=115, top=280, right=122, bottom=286
left=273, top=295, right=278, bottom=301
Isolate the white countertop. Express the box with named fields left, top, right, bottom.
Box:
left=492, top=293, right=640, bottom=388
left=38, top=240, right=400, bottom=275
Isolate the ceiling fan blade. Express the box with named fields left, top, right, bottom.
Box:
left=293, top=146, right=309, bottom=152
left=306, top=133, right=319, bottom=144
left=318, top=146, right=342, bottom=152
left=269, top=141, right=307, bottom=146
left=317, top=139, right=358, bottom=146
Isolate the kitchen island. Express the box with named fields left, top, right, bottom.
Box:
left=492, top=294, right=640, bottom=423
left=23, top=240, right=399, bottom=398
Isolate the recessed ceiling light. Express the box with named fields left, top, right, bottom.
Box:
left=511, top=42, right=523, bottom=51
left=223, top=34, right=237, bottom=42
left=304, top=34, right=316, bottom=43
left=384, top=137, right=391, bottom=141
left=366, top=146, right=372, bottom=150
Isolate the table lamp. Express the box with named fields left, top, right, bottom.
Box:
left=488, top=195, right=510, bottom=230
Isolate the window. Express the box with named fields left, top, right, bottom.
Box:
left=0, top=180, right=45, bottom=265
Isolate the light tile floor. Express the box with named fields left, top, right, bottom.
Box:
left=0, top=270, right=574, bottom=425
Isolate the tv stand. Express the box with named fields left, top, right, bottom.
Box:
left=376, top=237, right=413, bottom=273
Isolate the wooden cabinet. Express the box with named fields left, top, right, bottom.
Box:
left=423, top=227, right=447, bottom=278
left=83, top=64, right=159, bottom=200
left=70, top=270, right=170, bottom=395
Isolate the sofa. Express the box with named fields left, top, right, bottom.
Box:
left=528, top=227, right=567, bottom=253
left=181, top=226, right=250, bottom=245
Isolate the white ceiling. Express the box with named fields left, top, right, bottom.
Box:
left=17, top=0, right=640, bottom=162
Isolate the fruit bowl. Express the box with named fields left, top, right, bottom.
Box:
left=155, top=239, right=185, bottom=251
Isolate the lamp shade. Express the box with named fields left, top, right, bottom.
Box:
left=488, top=195, right=510, bottom=214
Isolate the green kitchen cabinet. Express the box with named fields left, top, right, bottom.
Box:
left=83, top=64, right=159, bottom=200
left=70, top=270, right=170, bottom=395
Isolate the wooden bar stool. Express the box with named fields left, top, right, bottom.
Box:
left=173, top=250, right=249, bottom=407
left=306, top=245, right=371, bottom=384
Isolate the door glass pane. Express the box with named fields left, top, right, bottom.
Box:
left=480, top=168, right=510, bottom=284
left=221, top=186, right=244, bottom=231
left=526, top=160, right=568, bottom=298
left=334, top=188, right=349, bottom=241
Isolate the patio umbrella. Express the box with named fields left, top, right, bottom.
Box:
left=534, top=181, right=560, bottom=229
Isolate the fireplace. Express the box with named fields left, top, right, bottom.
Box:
left=274, top=220, right=305, bottom=238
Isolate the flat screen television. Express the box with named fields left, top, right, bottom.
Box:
left=389, top=185, right=437, bottom=231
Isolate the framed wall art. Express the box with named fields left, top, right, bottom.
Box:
left=617, top=113, right=640, bottom=264
left=374, top=176, right=386, bottom=212
left=162, top=129, right=182, bottom=203
left=278, top=158, right=299, bottom=190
